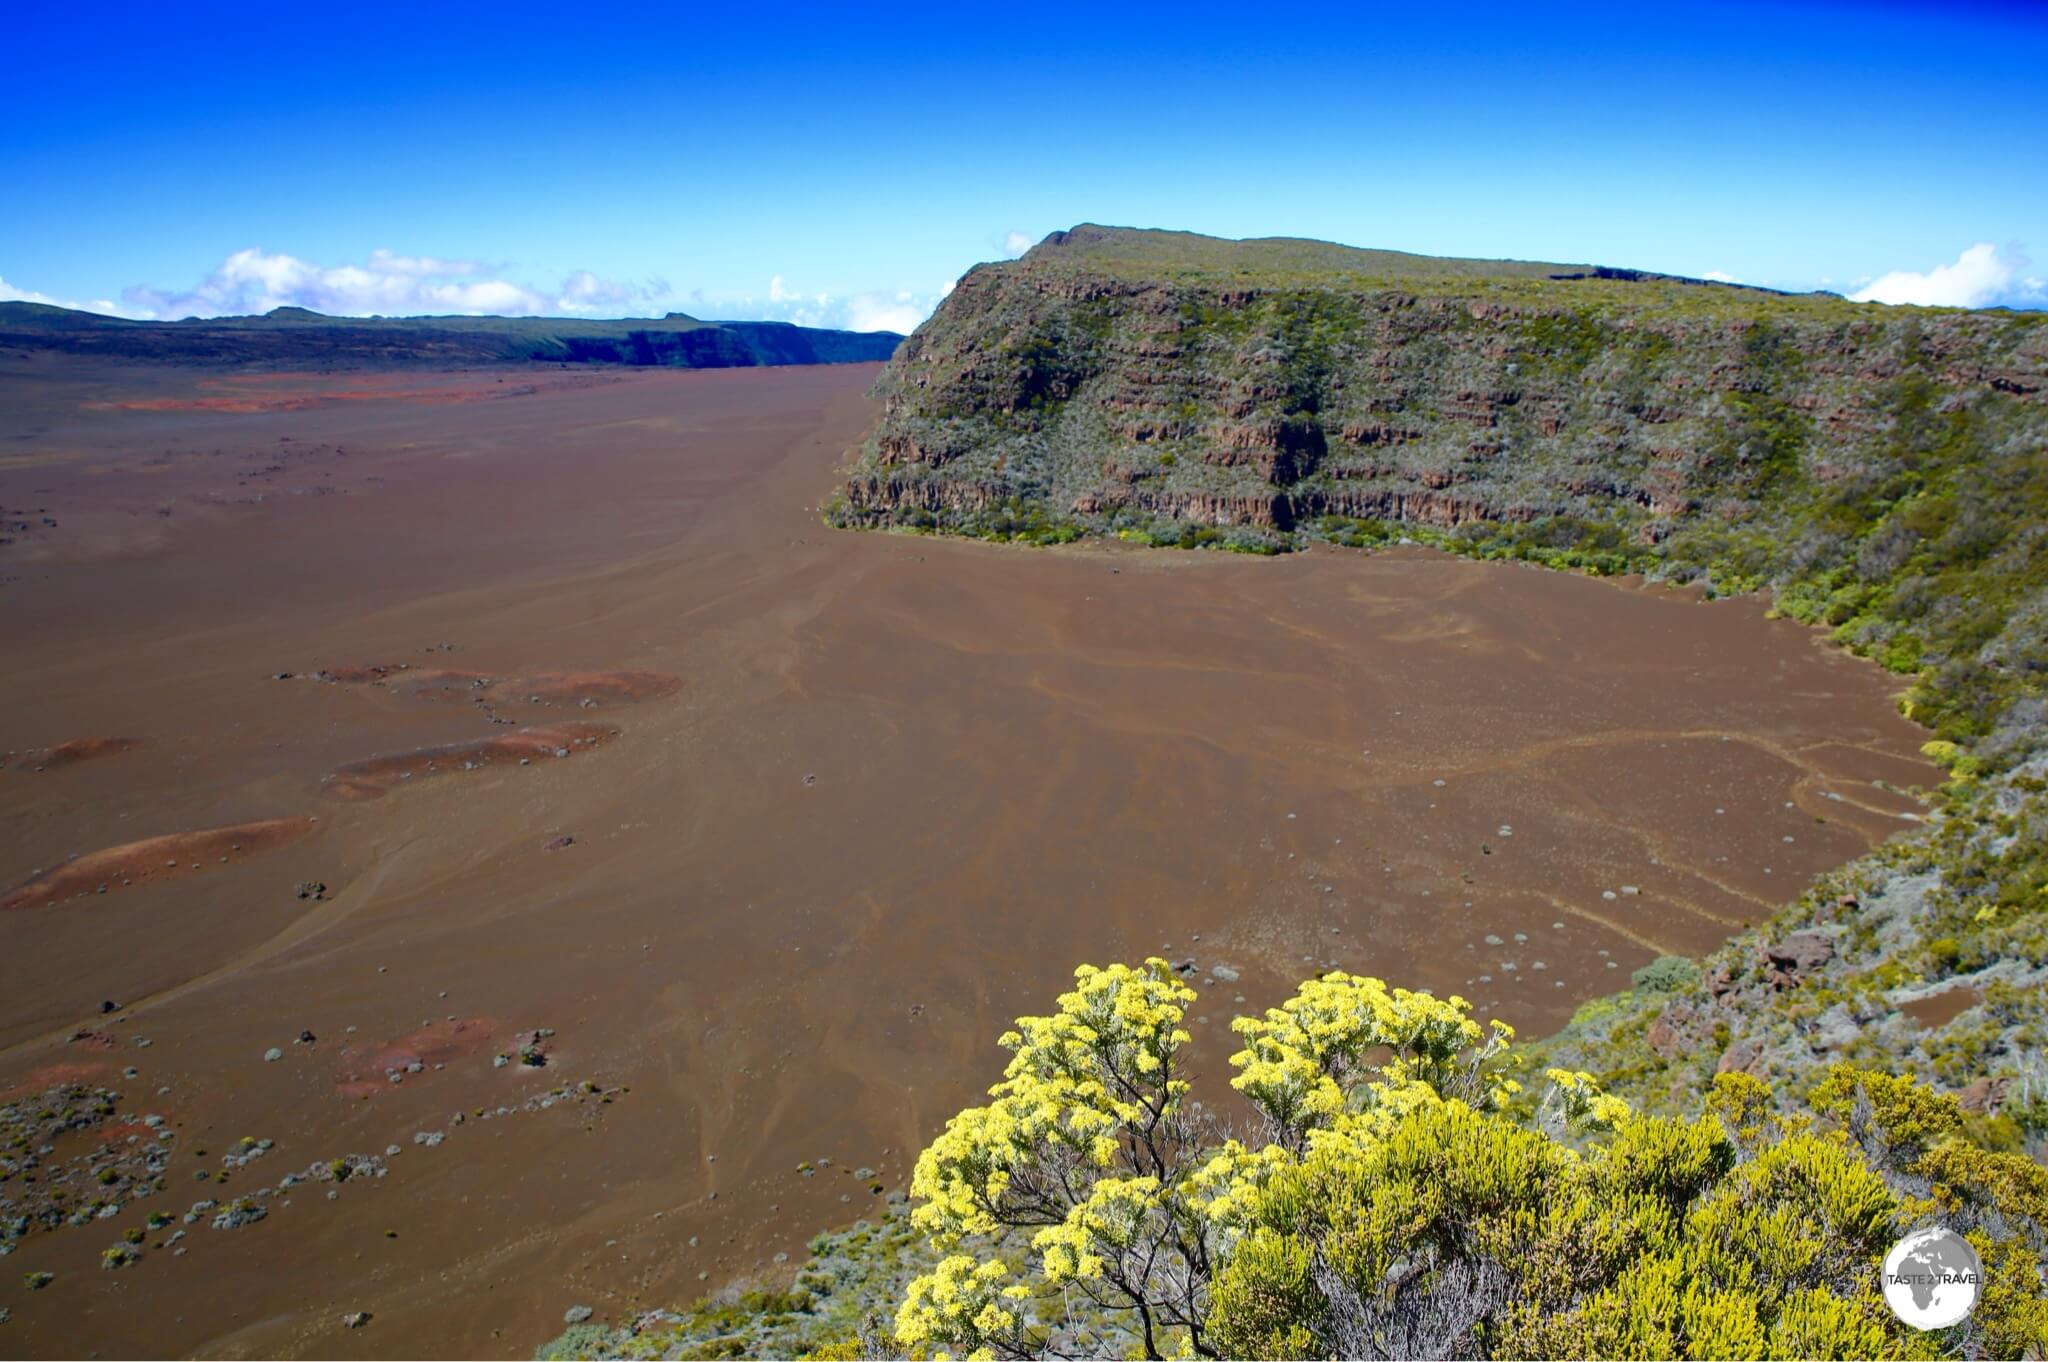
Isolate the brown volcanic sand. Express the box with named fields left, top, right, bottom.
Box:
left=0, top=359, right=1935, bottom=1358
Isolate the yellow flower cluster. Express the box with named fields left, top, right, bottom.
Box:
left=899, top=960, right=1199, bottom=1350
left=1188, top=1139, right=1294, bottom=1229
left=1033, top=1175, right=1166, bottom=1283
left=1227, top=972, right=1512, bottom=1139
left=908, top=960, right=1195, bottom=1245
left=894, top=1254, right=1022, bottom=1360
left=1546, top=1067, right=1632, bottom=1129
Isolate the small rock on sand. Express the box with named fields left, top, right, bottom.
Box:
left=563, top=1306, right=594, bottom=1325
left=263, top=1047, right=283, bottom=1063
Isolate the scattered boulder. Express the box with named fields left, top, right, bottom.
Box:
left=1762, top=931, right=1834, bottom=988
left=542, top=835, right=575, bottom=852
left=342, top=1311, right=372, bottom=1329
left=1957, top=1076, right=2012, bottom=1114
left=295, top=881, right=326, bottom=901
left=1716, top=1040, right=1761, bottom=1075
left=1645, top=1003, right=1700, bottom=1061
left=563, top=1306, right=594, bottom=1325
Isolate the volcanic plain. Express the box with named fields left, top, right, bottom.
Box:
left=0, top=354, right=1935, bottom=1357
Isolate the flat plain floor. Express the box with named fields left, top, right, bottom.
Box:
left=0, top=357, right=1935, bottom=1357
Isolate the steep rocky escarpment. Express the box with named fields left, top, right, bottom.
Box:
left=843, top=225, right=2044, bottom=544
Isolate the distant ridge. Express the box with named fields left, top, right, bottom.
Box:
left=1008, top=223, right=1805, bottom=295
left=0, top=301, right=903, bottom=369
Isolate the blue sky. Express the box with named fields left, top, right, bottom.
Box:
left=5, top=0, right=2045, bottom=328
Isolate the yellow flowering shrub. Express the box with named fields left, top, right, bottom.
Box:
left=900, top=964, right=2048, bottom=1360
left=895, top=1254, right=1023, bottom=1360
left=901, top=960, right=1212, bottom=1358
left=1227, top=972, right=1515, bottom=1145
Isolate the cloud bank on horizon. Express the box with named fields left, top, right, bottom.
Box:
left=0, top=248, right=950, bottom=334
left=1849, top=243, right=2045, bottom=309
left=4, top=238, right=2044, bottom=328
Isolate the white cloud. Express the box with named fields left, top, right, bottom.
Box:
left=104, top=248, right=671, bottom=320
left=703, top=275, right=939, bottom=334
left=0, top=275, right=125, bottom=315
left=844, top=291, right=929, bottom=335
left=1701, top=269, right=1739, bottom=283
left=556, top=269, right=669, bottom=314
left=1849, top=242, right=2046, bottom=309
left=11, top=250, right=938, bottom=333
left=1003, top=230, right=1035, bottom=258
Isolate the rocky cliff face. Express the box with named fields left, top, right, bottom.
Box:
left=841, top=226, right=2047, bottom=548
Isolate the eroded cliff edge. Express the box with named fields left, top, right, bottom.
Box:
left=846, top=227, right=2042, bottom=536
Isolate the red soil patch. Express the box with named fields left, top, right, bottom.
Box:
left=0, top=816, right=319, bottom=912
left=509, top=670, right=681, bottom=705
left=303, top=664, right=678, bottom=708
left=333, top=1016, right=497, bottom=1097
left=305, top=663, right=489, bottom=700
left=387, top=668, right=493, bottom=702
left=5, top=736, right=141, bottom=772
left=322, top=723, right=619, bottom=800
left=0, top=1060, right=114, bottom=1101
